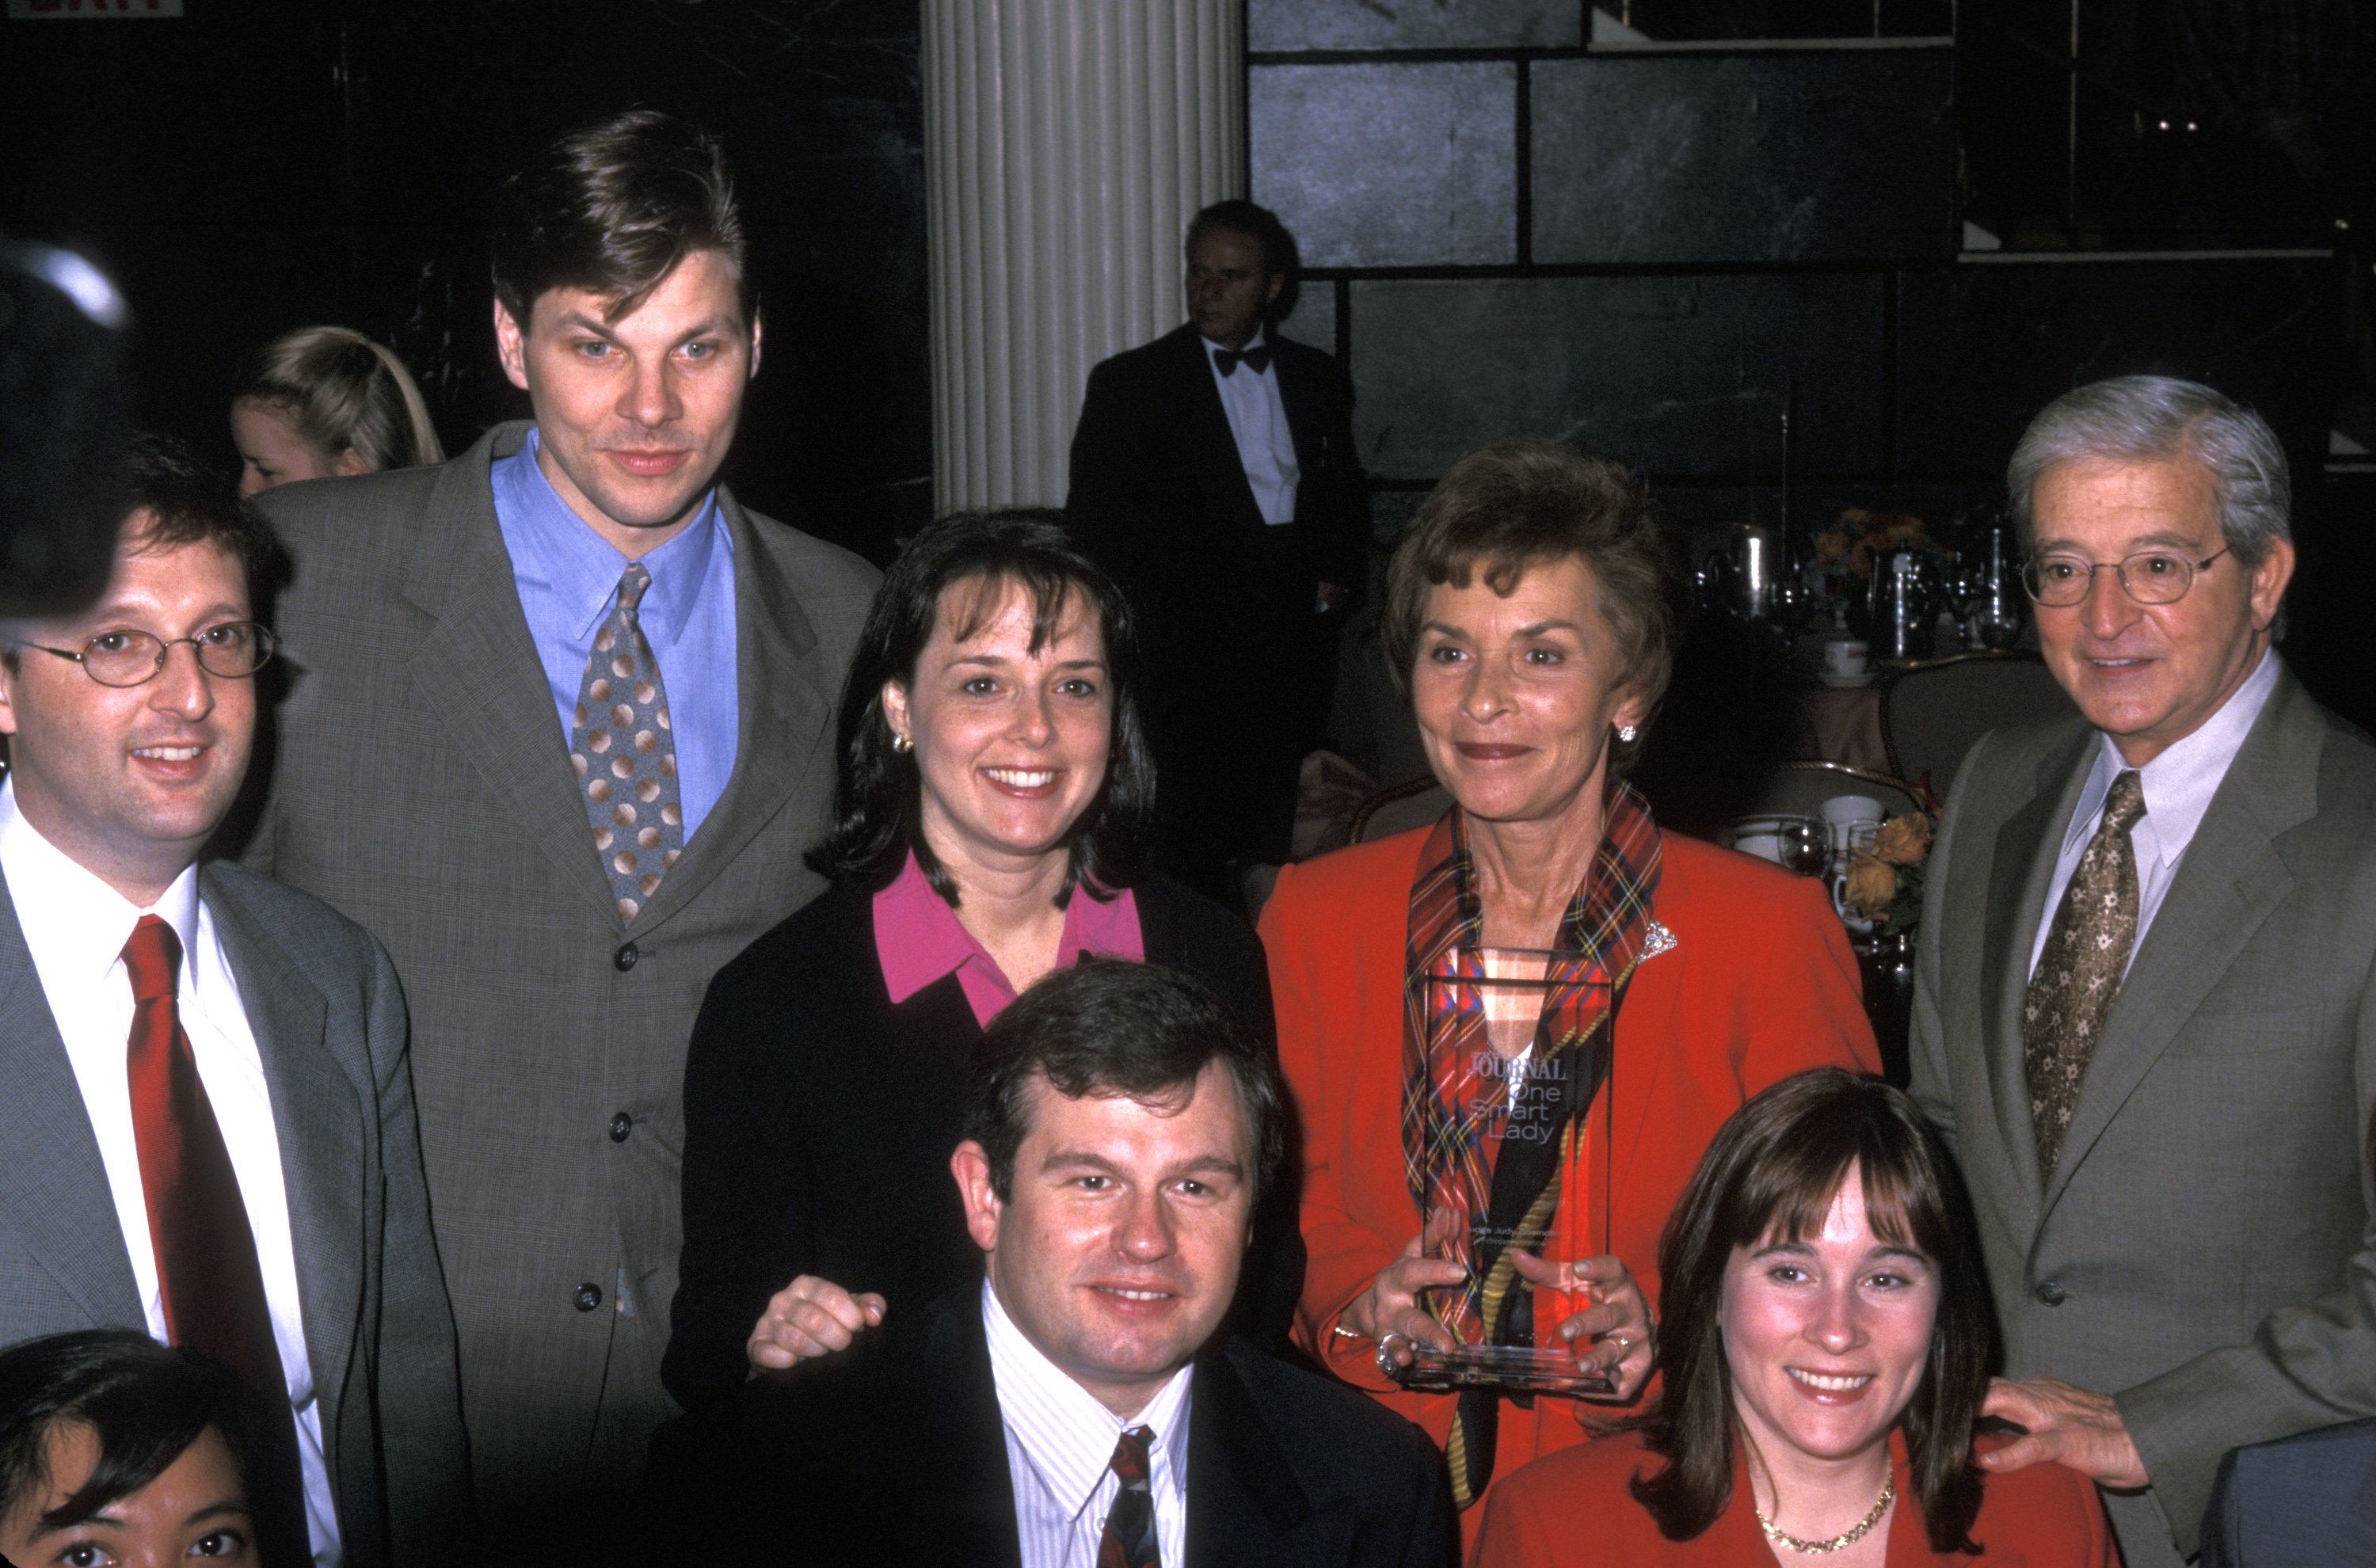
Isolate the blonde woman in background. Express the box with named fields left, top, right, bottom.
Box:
left=230, top=325, right=444, bottom=493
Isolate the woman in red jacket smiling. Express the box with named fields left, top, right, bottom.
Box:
left=1260, top=440, right=1879, bottom=1528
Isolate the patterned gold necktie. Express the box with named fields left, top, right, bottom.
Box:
left=569, top=561, right=683, bottom=923
left=2023, top=769, right=2147, bottom=1174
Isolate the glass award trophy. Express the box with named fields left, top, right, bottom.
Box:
left=1393, top=946, right=1617, bottom=1398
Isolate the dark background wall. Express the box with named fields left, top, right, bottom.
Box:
left=1244, top=0, right=2370, bottom=728
left=6, top=0, right=2370, bottom=714
left=2, top=0, right=931, bottom=561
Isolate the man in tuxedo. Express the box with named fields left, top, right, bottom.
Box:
left=1909, top=375, right=2376, bottom=1566
left=680, top=959, right=1454, bottom=1566
left=0, top=443, right=466, bottom=1566
left=1067, top=200, right=1369, bottom=898
left=244, top=111, right=878, bottom=1546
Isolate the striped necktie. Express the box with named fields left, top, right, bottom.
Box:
left=1096, top=1425, right=1159, bottom=1568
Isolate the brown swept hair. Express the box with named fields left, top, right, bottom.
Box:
left=1381, top=438, right=1676, bottom=778
left=490, top=109, right=751, bottom=326
left=1632, top=1068, right=1992, bottom=1553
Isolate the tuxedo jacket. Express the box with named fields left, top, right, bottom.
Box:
left=663, top=873, right=1297, bottom=1417
left=0, top=862, right=468, bottom=1566
left=659, top=1286, right=1457, bottom=1567
left=1909, top=664, right=2376, bottom=1566
left=1065, top=323, right=1369, bottom=655
left=247, top=424, right=880, bottom=1529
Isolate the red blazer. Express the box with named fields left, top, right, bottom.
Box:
left=1471, top=1429, right=2118, bottom=1567
left=1260, top=827, right=1880, bottom=1497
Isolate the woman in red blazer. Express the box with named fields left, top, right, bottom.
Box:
left=1471, top=1071, right=2115, bottom=1567
left=1260, top=440, right=1879, bottom=1531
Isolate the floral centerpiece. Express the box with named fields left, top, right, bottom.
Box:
left=1807, top=510, right=1943, bottom=634
left=1840, top=812, right=1933, bottom=936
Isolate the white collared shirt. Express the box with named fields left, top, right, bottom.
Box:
left=0, top=782, right=341, bottom=1566
left=983, top=1279, right=1193, bottom=1568
left=1201, top=330, right=1300, bottom=525
left=2028, top=649, right=2282, bottom=979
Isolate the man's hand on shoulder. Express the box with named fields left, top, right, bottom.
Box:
left=1978, top=1376, right=2149, bottom=1490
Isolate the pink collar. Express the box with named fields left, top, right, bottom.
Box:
left=873, top=852, right=1144, bottom=1027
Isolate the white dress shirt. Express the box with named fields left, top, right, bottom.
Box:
left=2028, top=649, right=2282, bottom=979
left=1202, top=329, right=1300, bottom=525
left=983, top=1280, right=1193, bottom=1568
left=0, top=781, right=340, bottom=1565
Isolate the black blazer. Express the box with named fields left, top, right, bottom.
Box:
left=657, top=1285, right=1458, bottom=1567
left=663, top=873, right=1294, bottom=1415
left=1066, top=323, right=1369, bottom=649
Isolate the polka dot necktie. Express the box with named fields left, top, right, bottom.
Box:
left=1097, top=1425, right=1159, bottom=1568
left=2023, top=770, right=2147, bottom=1175
left=569, top=562, right=683, bottom=923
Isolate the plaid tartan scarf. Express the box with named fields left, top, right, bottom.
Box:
left=1400, top=781, right=1662, bottom=1507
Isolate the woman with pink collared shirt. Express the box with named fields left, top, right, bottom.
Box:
left=661, top=511, right=1281, bottom=1418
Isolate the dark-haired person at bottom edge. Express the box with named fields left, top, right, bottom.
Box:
left=0, top=445, right=466, bottom=1568
left=1472, top=1071, right=2115, bottom=1567
left=664, top=512, right=1296, bottom=1420
left=0, top=1330, right=266, bottom=1568
left=657, top=961, right=1455, bottom=1566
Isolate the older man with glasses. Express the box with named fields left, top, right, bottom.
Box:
left=1909, top=375, right=2376, bottom=1567
left=0, top=439, right=467, bottom=1568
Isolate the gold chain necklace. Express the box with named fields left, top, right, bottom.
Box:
left=1756, top=1475, right=1894, bottom=1555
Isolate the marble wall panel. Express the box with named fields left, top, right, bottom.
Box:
left=1251, top=62, right=1518, bottom=267
left=1347, top=273, right=1887, bottom=480
left=1250, top=0, right=1581, bottom=51
left=1531, top=50, right=1955, bottom=264
left=1894, top=257, right=2330, bottom=483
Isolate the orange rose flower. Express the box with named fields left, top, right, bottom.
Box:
left=1842, top=853, right=1900, bottom=919
left=1873, top=813, right=1932, bottom=867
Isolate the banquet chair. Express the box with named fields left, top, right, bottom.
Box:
left=1750, top=759, right=1926, bottom=823
left=1879, top=650, right=2073, bottom=797
left=1349, top=775, right=1453, bottom=844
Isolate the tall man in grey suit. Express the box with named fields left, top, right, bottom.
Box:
left=1910, top=375, right=2376, bottom=1566
left=246, top=112, right=879, bottom=1546
left=0, top=442, right=466, bottom=1566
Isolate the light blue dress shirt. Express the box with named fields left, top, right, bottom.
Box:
left=490, top=428, right=740, bottom=839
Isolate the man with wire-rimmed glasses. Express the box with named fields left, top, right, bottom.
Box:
left=0, top=437, right=466, bottom=1567
left=1910, top=374, right=2376, bottom=1568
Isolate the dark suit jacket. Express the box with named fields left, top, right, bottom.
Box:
left=1910, top=664, right=2376, bottom=1567
left=663, top=873, right=1297, bottom=1415
left=247, top=424, right=879, bottom=1529
left=1067, top=323, right=1369, bottom=648
left=2201, top=1417, right=2376, bottom=1568
left=657, top=1286, right=1457, bottom=1567
left=0, top=862, right=469, bottom=1566
left=1066, top=325, right=1369, bottom=872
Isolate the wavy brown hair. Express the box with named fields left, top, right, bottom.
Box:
left=1632, top=1069, right=1992, bottom=1553
left=1382, top=439, right=1676, bottom=778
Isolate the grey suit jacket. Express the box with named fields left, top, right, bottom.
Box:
left=1910, top=664, right=2376, bottom=1566
left=0, top=860, right=468, bottom=1566
left=246, top=424, right=878, bottom=1533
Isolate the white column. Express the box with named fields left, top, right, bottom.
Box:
left=923, top=0, right=1243, bottom=512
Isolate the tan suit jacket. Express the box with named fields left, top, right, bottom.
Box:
left=1910, top=664, right=2376, bottom=1566
left=248, top=423, right=878, bottom=1538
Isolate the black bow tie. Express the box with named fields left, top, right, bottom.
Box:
left=1213, top=344, right=1271, bottom=377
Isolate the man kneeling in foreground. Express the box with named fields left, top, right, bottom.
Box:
left=664, top=959, right=1455, bottom=1565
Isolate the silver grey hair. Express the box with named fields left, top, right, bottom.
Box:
left=2006, top=375, right=2291, bottom=565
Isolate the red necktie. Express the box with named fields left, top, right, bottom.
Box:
left=123, top=914, right=312, bottom=1566
left=1097, top=1425, right=1159, bottom=1568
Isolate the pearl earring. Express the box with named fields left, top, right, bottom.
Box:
left=1616, top=723, right=1638, bottom=743
left=891, top=732, right=913, bottom=754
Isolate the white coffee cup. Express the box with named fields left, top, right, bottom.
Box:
left=1820, top=794, right=1886, bottom=853
left=1823, top=640, right=1870, bottom=678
